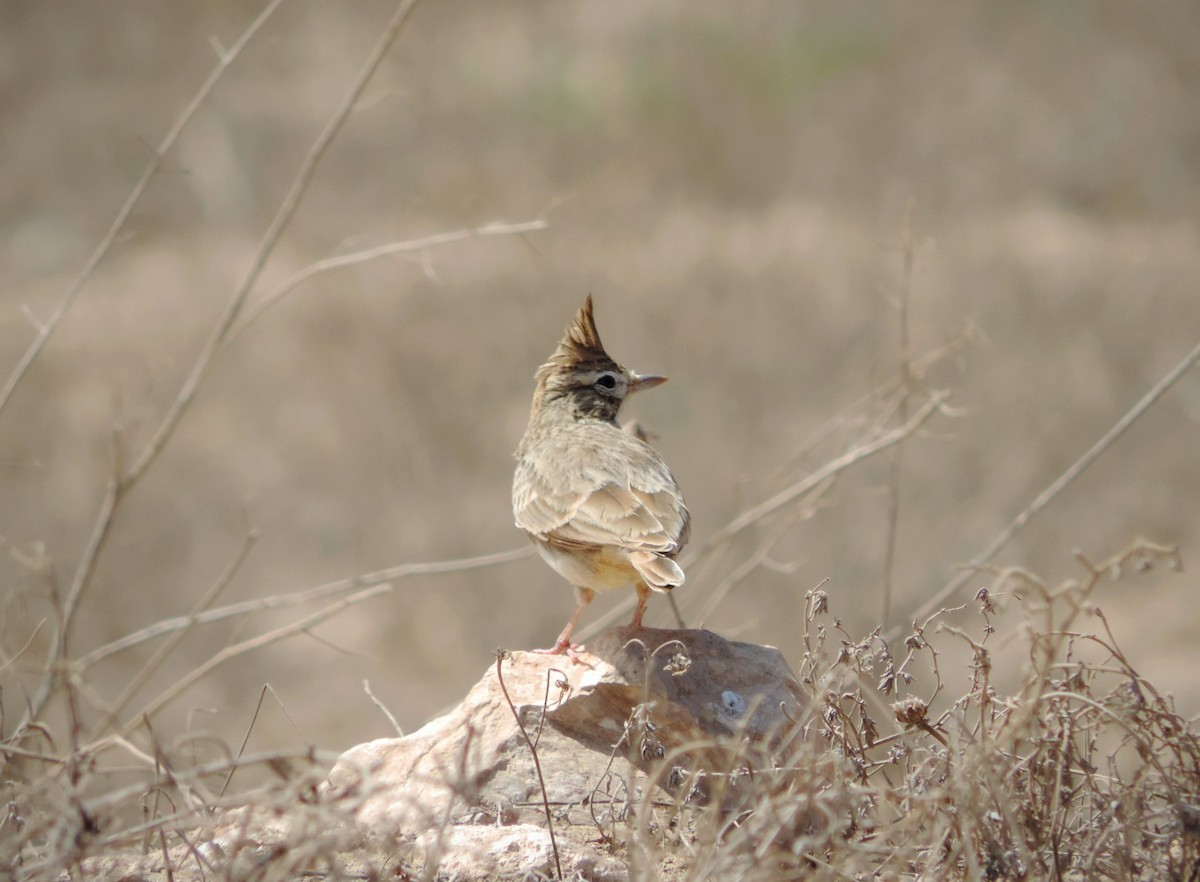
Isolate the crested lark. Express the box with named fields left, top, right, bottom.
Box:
left=513, top=295, right=690, bottom=654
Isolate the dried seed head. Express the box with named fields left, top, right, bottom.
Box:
left=893, top=696, right=930, bottom=727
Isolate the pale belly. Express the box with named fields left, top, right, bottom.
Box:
left=530, top=539, right=643, bottom=592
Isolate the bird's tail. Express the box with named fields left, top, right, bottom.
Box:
left=629, top=551, right=684, bottom=592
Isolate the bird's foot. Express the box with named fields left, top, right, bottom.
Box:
left=532, top=641, right=591, bottom=666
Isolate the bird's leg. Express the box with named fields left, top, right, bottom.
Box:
left=629, top=581, right=652, bottom=629
left=535, top=587, right=595, bottom=657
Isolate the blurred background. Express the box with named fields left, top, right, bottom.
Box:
left=2, top=1, right=1198, bottom=758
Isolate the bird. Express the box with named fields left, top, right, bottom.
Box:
left=512, top=295, right=690, bottom=655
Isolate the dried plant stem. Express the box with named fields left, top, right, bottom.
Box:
left=124, top=0, right=423, bottom=487
left=217, top=684, right=295, bottom=800
left=80, top=546, right=530, bottom=668
left=20, top=437, right=121, bottom=730
left=694, top=478, right=831, bottom=627
left=87, top=529, right=261, bottom=741
left=68, top=748, right=339, bottom=822
left=897, top=337, right=1200, bottom=638
left=880, top=210, right=916, bottom=631
left=579, top=392, right=947, bottom=640
left=16, top=0, right=420, bottom=737
left=0, top=0, right=284, bottom=422
left=228, top=219, right=548, bottom=339
left=700, top=390, right=949, bottom=552
left=363, top=680, right=405, bottom=737
left=115, top=562, right=441, bottom=737
left=495, top=651, right=563, bottom=880
left=764, top=326, right=974, bottom=489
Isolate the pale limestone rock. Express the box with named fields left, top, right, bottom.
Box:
left=412, top=824, right=627, bottom=882
left=324, top=626, right=807, bottom=879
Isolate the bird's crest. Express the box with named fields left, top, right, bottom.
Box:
left=531, top=295, right=619, bottom=412
left=548, top=294, right=607, bottom=369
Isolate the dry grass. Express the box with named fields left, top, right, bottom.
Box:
left=2, top=2, right=1200, bottom=879
left=3, top=539, right=1195, bottom=880
left=638, top=539, right=1198, bottom=881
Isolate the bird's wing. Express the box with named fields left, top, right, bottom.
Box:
left=514, top=439, right=688, bottom=555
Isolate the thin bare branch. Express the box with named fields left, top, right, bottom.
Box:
left=764, top=325, right=975, bottom=487
left=88, top=529, right=261, bottom=740
left=495, top=651, right=563, bottom=880
left=20, top=438, right=121, bottom=729
left=363, top=680, right=405, bottom=737
left=0, top=0, right=284, bottom=421
left=227, top=219, right=549, bottom=340
left=0, top=619, right=46, bottom=675
left=12, top=0, right=424, bottom=738
left=116, top=548, right=528, bottom=734
left=694, top=477, right=832, bottom=628
left=579, top=392, right=949, bottom=641
left=895, top=337, right=1200, bottom=639
left=123, top=0, right=423, bottom=486
left=698, top=390, right=950, bottom=553
left=118, top=587, right=391, bottom=736
left=880, top=207, right=916, bottom=631
left=80, top=546, right=530, bottom=668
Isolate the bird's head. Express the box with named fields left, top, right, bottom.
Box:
left=531, top=295, right=666, bottom=422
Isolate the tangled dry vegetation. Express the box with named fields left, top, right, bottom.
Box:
left=3, top=539, right=1197, bottom=881
left=640, top=539, right=1197, bottom=881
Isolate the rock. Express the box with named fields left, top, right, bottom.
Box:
left=406, top=824, right=628, bottom=882
left=323, top=626, right=807, bottom=879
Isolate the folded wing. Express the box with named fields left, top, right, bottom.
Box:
left=514, top=446, right=690, bottom=586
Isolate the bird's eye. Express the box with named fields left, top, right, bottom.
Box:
left=595, top=373, right=618, bottom=391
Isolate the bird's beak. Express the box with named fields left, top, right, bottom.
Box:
left=628, top=373, right=668, bottom=395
